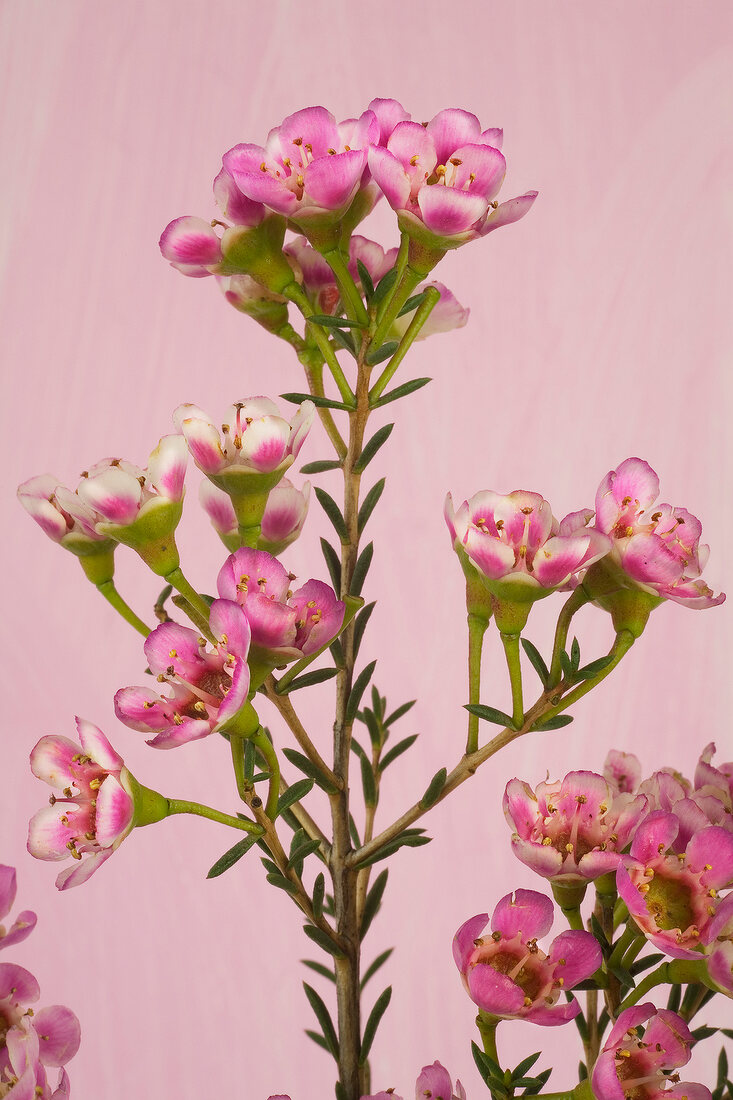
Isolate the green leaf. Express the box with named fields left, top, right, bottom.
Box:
left=534, top=714, right=574, bottom=731
left=366, top=341, right=399, bottom=366
left=560, top=648, right=573, bottom=681
left=371, top=685, right=383, bottom=719
left=315, top=487, right=348, bottom=541
left=305, top=1028, right=331, bottom=1052
left=300, top=459, right=343, bottom=474
left=287, top=836, right=323, bottom=870
left=346, top=660, right=378, bottom=724
left=354, top=423, right=394, bottom=472
left=360, top=868, right=389, bottom=939
left=512, top=1052, right=541, bottom=1078
left=471, top=1042, right=505, bottom=1088
left=303, top=924, right=345, bottom=958
left=524, top=1067, right=552, bottom=1095
left=352, top=601, right=376, bottom=661
left=260, top=856, right=280, bottom=876
left=419, top=767, right=447, bottom=809
left=372, top=266, right=398, bottom=305
left=464, top=703, right=517, bottom=730
left=397, top=290, right=427, bottom=317
left=312, top=872, right=325, bottom=920
left=718, top=1048, right=729, bottom=1089
left=350, top=541, right=373, bottom=597
left=358, top=479, right=386, bottom=534
left=281, top=391, right=353, bottom=411
left=667, top=984, right=682, bottom=1012
left=303, top=982, right=339, bottom=1059
left=370, top=377, right=432, bottom=409
left=266, top=872, right=299, bottom=896
left=360, top=947, right=393, bottom=990
left=629, top=952, right=664, bottom=975
left=356, top=259, right=374, bottom=301
left=206, top=834, right=259, bottom=878
left=360, top=754, right=377, bottom=808
left=282, top=748, right=339, bottom=794
left=329, top=638, right=345, bottom=668
left=575, top=654, right=616, bottom=680
left=278, top=667, right=338, bottom=693
left=521, top=638, right=550, bottom=686
left=243, top=738, right=256, bottom=782
left=320, top=538, right=342, bottom=590
left=358, top=828, right=431, bottom=867
left=330, top=326, right=357, bottom=357
left=348, top=813, right=361, bottom=848
left=383, top=699, right=416, bottom=727
left=380, top=734, right=418, bottom=770
left=359, top=986, right=392, bottom=1064
left=277, top=778, right=315, bottom=818
left=570, top=636, right=581, bottom=674
left=308, top=313, right=366, bottom=329
left=361, top=707, right=382, bottom=748
left=589, top=914, right=611, bottom=954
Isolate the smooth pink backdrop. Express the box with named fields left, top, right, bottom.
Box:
left=2, top=2, right=732, bottom=1096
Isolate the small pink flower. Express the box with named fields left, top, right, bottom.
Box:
left=453, top=890, right=601, bottom=1025
left=0, top=867, right=36, bottom=954
left=216, top=274, right=290, bottom=333
left=391, top=281, right=469, bottom=341
left=75, top=436, right=187, bottom=524
left=695, top=742, right=733, bottom=825
left=0, top=973, right=80, bottom=1097
left=115, top=600, right=251, bottom=749
left=200, top=477, right=310, bottom=554
left=705, top=891, right=733, bottom=995
left=592, top=1004, right=710, bottom=1100
left=368, top=107, right=536, bottom=247
left=415, top=1062, right=466, bottom=1100
left=504, top=771, right=647, bottom=884
left=174, top=398, right=314, bottom=479
left=592, top=458, right=725, bottom=609
left=617, top=810, right=733, bottom=958
left=217, top=548, right=345, bottom=666
left=17, top=475, right=111, bottom=548
left=28, top=719, right=136, bottom=890
left=604, top=750, right=643, bottom=795
left=223, top=106, right=380, bottom=229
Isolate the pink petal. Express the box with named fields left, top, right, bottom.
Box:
left=467, top=962, right=524, bottom=1016
left=523, top=1000, right=581, bottom=1026
left=159, top=216, right=222, bottom=266
left=630, top=810, right=679, bottom=861
left=29, top=736, right=81, bottom=789
left=217, top=548, right=292, bottom=603
left=33, top=1005, right=81, bottom=1067
left=56, top=850, right=113, bottom=890
left=0, top=962, right=40, bottom=1004
left=502, top=779, right=538, bottom=836
left=199, top=480, right=237, bottom=535
left=479, top=191, right=538, bottom=235
left=77, top=467, right=142, bottom=525
left=548, top=930, right=602, bottom=987
left=510, top=836, right=563, bottom=878
left=209, top=599, right=252, bottom=657
left=76, top=717, right=124, bottom=772
left=686, top=825, right=733, bottom=888
left=278, top=106, right=340, bottom=158
left=226, top=165, right=298, bottom=216
left=0, top=864, right=18, bottom=920
left=114, top=685, right=174, bottom=733
left=144, top=622, right=207, bottom=679
left=491, top=889, right=554, bottom=939
left=94, top=775, right=134, bottom=848
left=448, top=143, right=506, bottom=201
left=246, top=592, right=298, bottom=651
left=0, top=910, right=38, bottom=952
left=367, top=97, right=411, bottom=145
left=427, top=108, right=481, bottom=163
left=288, top=401, right=315, bottom=459
left=415, top=1063, right=454, bottom=1100
left=532, top=534, right=593, bottom=588
left=239, top=416, right=290, bottom=472
left=464, top=527, right=516, bottom=578
left=348, top=236, right=396, bottom=284
left=595, top=457, right=660, bottom=533
left=145, top=717, right=213, bottom=750
left=146, top=435, right=188, bottom=500
left=261, top=481, right=309, bottom=545
left=213, top=167, right=264, bottom=226
left=452, top=913, right=489, bottom=972
left=215, top=657, right=250, bottom=725
left=604, top=749, right=642, bottom=794
left=367, top=145, right=411, bottom=210
left=417, top=186, right=488, bottom=236
left=619, top=532, right=683, bottom=586
left=303, top=149, right=365, bottom=212
left=180, top=416, right=226, bottom=475
left=481, top=127, right=504, bottom=149
left=28, top=804, right=91, bottom=860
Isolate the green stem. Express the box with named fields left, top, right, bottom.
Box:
left=286, top=284, right=355, bottom=406
left=237, top=523, right=261, bottom=548
left=500, top=632, right=524, bottom=729
left=251, top=728, right=281, bottom=819
left=466, top=613, right=489, bottom=755
left=164, top=566, right=215, bottom=640
left=230, top=732, right=251, bottom=803
left=549, top=588, right=591, bottom=688
left=618, top=959, right=708, bottom=1011
left=542, top=630, right=635, bottom=725
left=475, top=1014, right=499, bottom=1064
left=298, top=353, right=348, bottom=459
left=368, top=285, right=441, bottom=402
left=552, top=882, right=588, bottom=931
left=541, top=1085, right=594, bottom=1100
left=607, top=925, right=641, bottom=973
left=370, top=264, right=423, bottom=349
left=322, top=247, right=369, bottom=325
left=167, top=798, right=261, bottom=833
left=96, top=579, right=151, bottom=637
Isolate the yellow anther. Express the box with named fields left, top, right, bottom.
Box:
left=306, top=600, right=316, bottom=608
left=194, top=701, right=207, bottom=714
left=89, top=778, right=102, bottom=791
left=168, top=649, right=177, bottom=659
left=259, top=162, right=267, bottom=172
left=491, top=931, right=502, bottom=941
left=565, top=842, right=574, bottom=853
left=576, top=795, right=587, bottom=804
left=542, top=837, right=552, bottom=846
left=173, top=714, right=183, bottom=726
left=449, top=157, right=462, bottom=166
left=409, top=154, right=420, bottom=166
left=524, top=996, right=532, bottom=1006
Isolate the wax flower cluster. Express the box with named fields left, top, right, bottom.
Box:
left=0, top=866, right=80, bottom=1097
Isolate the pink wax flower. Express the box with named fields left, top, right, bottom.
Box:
left=0, top=979, right=79, bottom=1098
left=695, top=743, right=733, bottom=826
left=215, top=274, right=291, bottom=335
left=368, top=107, right=536, bottom=249
left=414, top=1062, right=466, bottom=1100
left=636, top=766, right=730, bottom=835
left=17, top=474, right=113, bottom=549
left=217, top=548, right=345, bottom=668
left=0, top=867, right=36, bottom=953
left=592, top=1004, right=710, bottom=1100
left=28, top=718, right=137, bottom=889
left=504, top=771, right=647, bottom=885
left=200, top=478, right=310, bottom=556
left=453, top=890, right=601, bottom=1025
left=590, top=457, right=725, bottom=610
left=604, top=749, right=643, bottom=795
left=617, top=810, right=733, bottom=958
left=115, top=600, right=251, bottom=749
left=75, top=436, right=187, bottom=524
left=223, top=106, right=380, bottom=231
left=705, top=891, right=733, bottom=995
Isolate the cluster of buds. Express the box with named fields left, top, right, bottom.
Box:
left=0, top=865, right=80, bottom=1096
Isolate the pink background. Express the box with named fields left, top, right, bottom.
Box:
left=2, top=2, right=732, bottom=1096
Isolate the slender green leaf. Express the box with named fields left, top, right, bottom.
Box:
left=303, top=924, right=344, bottom=958
left=465, top=703, right=516, bottom=730
left=352, top=601, right=376, bottom=661
left=397, top=290, right=427, bottom=317
left=361, top=947, right=393, bottom=990
left=305, top=1028, right=331, bottom=1052
left=560, top=648, right=573, bottom=681
left=384, top=699, right=416, bottom=727
left=349, top=541, right=373, bottom=597
left=521, top=638, right=550, bottom=686
left=667, top=984, right=682, bottom=1012
left=360, top=754, right=377, bottom=808
left=356, top=259, right=374, bottom=301
left=346, top=660, right=378, bottom=724
left=315, top=487, right=348, bottom=541
left=282, top=749, right=339, bottom=794
left=206, top=834, right=259, bottom=878
left=335, top=1082, right=348, bottom=1100
left=370, top=377, right=432, bottom=409
left=372, top=266, right=398, bottom=305
left=360, top=869, right=389, bottom=939
left=524, top=1068, right=552, bottom=1095
left=361, top=707, right=381, bottom=748
left=303, top=982, right=339, bottom=1059
left=281, top=391, right=353, bottom=411
left=278, top=667, right=338, bottom=693
left=570, top=636, right=581, bottom=674
left=243, top=737, right=256, bottom=782
left=312, top=872, right=325, bottom=920
left=354, top=424, right=394, bottom=473
left=266, top=872, right=299, bottom=896
left=287, top=837, right=323, bottom=870
left=350, top=737, right=368, bottom=761
left=308, top=313, right=366, bottom=329
left=277, top=778, right=315, bottom=818
left=330, top=326, right=357, bottom=356
left=513, top=1052, right=541, bottom=1078
left=371, top=685, right=383, bottom=718
left=380, top=734, right=418, bottom=770
left=358, top=478, right=386, bottom=534
left=320, top=538, right=342, bottom=590
left=534, top=714, right=574, bottom=731
left=348, top=813, right=361, bottom=848
left=420, top=767, right=447, bottom=809
left=359, top=986, right=392, bottom=1064
left=358, top=828, right=431, bottom=867
left=366, top=341, right=399, bottom=366
left=260, top=856, right=280, bottom=876
left=300, top=459, right=343, bottom=474
left=575, top=654, right=616, bottom=680
left=329, top=638, right=345, bottom=669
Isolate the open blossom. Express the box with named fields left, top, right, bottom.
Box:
left=591, top=458, right=724, bottom=609
left=73, top=436, right=187, bottom=526
left=223, top=106, right=380, bottom=229
left=200, top=478, right=310, bottom=556
left=0, top=977, right=79, bottom=1099
left=28, top=719, right=136, bottom=890
left=368, top=106, right=537, bottom=246
left=617, top=810, right=733, bottom=958
left=0, top=867, right=36, bottom=953
left=705, top=891, right=733, bottom=995
left=115, top=601, right=251, bottom=749
left=604, top=750, right=643, bottom=795
left=217, top=548, right=345, bottom=667
left=504, top=771, right=647, bottom=884
left=17, top=475, right=113, bottom=551
left=592, top=1004, right=710, bottom=1100
left=414, top=1062, right=466, bottom=1100
left=453, top=890, right=601, bottom=1025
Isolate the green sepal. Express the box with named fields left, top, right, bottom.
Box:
left=581, top=558, right=664, bottom=638
left=75, top=541, right=117, bottom=585
left=219, top=216, right=297, bottom=295
left=97, top=498, right=183, bottom=577
left=124, top=771, right=170, bottom=829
